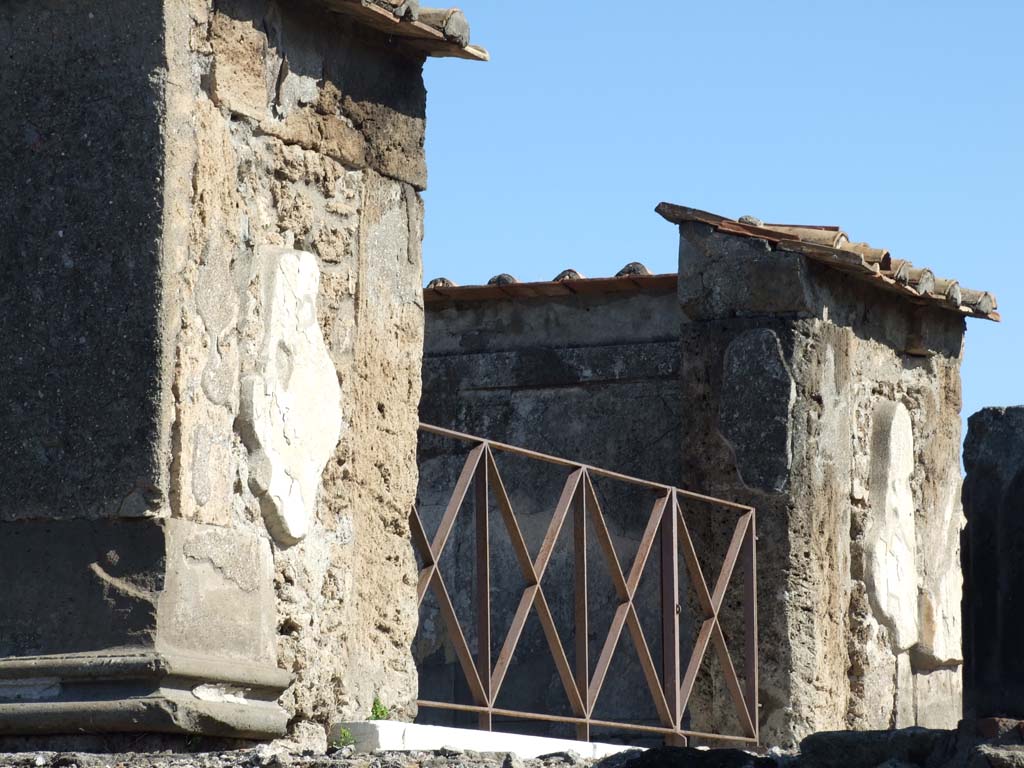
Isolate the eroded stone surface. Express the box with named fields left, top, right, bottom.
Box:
left=162, top=0, right=428, bottom=739
left=674, top=223, right=968, bottom=745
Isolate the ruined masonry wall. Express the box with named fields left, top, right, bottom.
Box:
left=419, top=290, right=684, bottom=740
left=677, top=223, right=966, bottom=746
left=163, top=0, right=425, bottom=740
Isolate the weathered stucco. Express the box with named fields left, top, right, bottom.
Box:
left=0, top=0, right=429, bottom=745
left=165, top=0, right=426, bottom=741
left=677, top=222, right=966, bottom=745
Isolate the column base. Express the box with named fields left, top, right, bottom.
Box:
left=0, top=651, right=290, bottom=739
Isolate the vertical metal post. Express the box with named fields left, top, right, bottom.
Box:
left=476, top=447, right=492, bottom=730
left=661, top=492, right=683, bottom=746
left=743, top=511, right=759, bottom=743
left=573, top=472, right=590, bottom=741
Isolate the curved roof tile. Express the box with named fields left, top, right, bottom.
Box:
left=317, top=0, right=488, bottom=60
left=656, top=202, right=999, bottom=322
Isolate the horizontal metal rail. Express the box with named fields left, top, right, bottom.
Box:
left=413, top=424, right=758, bottom=747
left=419, top=424, right=756, bottom=512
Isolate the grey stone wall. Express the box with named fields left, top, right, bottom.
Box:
left=962, top=406, right=1024, bottom=720
left=419, top=288, right=684, bottom=741
left=0, top=0, right=429, bottom=746
left=417, top=225, right=969, bottom=746
left=676, top=222, right=966, bottom=745
left=0, top=0, right=168, bottom=520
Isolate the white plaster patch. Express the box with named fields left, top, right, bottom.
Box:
left=917, top=482, right=965, bottom=666
left=866, top=402, right=919, bottom=652
left=192, top=683, right=251, bottom=705
left=239, top=247, right=343, bottom=546
left=0, top=678, right=61, bottom=701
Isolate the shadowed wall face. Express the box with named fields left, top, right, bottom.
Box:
left=0, top=0, right=167, bottom=520
left=419, top=289, right=686, bottom=742
left=962, top=406, right=1024, bottom=720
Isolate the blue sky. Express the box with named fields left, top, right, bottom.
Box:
left=421, top=0, right=1023, bottom=423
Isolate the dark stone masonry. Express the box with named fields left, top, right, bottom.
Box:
left=962, top=407, right=1024, bottom=722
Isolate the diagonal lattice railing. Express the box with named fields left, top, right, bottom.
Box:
left=412, top=424, right=758, bottom=746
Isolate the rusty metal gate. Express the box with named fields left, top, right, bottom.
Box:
left=411, top=424, right=758, bottom=746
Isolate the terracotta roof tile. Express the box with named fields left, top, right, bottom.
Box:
left=316, top=1, right=488, bottom=60
left=424, top=273, right=678, bottom=305
left=656, top=203, right=999, bottom=322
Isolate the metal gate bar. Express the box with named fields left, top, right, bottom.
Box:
left=412, top=424, right=758, bottom=747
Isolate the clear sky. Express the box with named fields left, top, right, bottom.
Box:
left=420, top=0, right=1023, bottom=426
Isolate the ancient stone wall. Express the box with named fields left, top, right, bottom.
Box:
left=0, top=0, right=426, bottom=745
left=0, top=0, right=169, bottom=521
left=962, top=406, right=1024, bottom=720
left=419, top=288, right=684, bottom=741
left=676, top=223, right=966, bottom=745
left=164, top=0, right=426, bottom=741
left=418, top=246, right=968, bottom=746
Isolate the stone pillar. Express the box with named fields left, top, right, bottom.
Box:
left=0, top=0, right=431, bottom=742
left=962, top=407, right=1024, bottom=720
left=670, top=219, right=967, bottom=746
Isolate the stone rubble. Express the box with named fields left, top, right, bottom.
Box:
left=0, top=750, right=600, bottom=768
left=7, top=723, right=1024, bottom=768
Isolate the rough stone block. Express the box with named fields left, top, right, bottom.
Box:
left=678, top=222, right=815, bottom=320
left=913, top=669, right=961, bottom=729
left=719, top=328, right=795, bottom=493
left=0, top=0, right=432, bottom=739
left=671, top=224, right=968, bottom=744
left=799, top=728, right=947, bottom=768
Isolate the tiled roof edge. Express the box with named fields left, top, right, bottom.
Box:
left=424, top=273, right=678, bottom=304
left=656, top=203, right=1000, bottom=322
left=318, top=1, right=488, bottom=60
